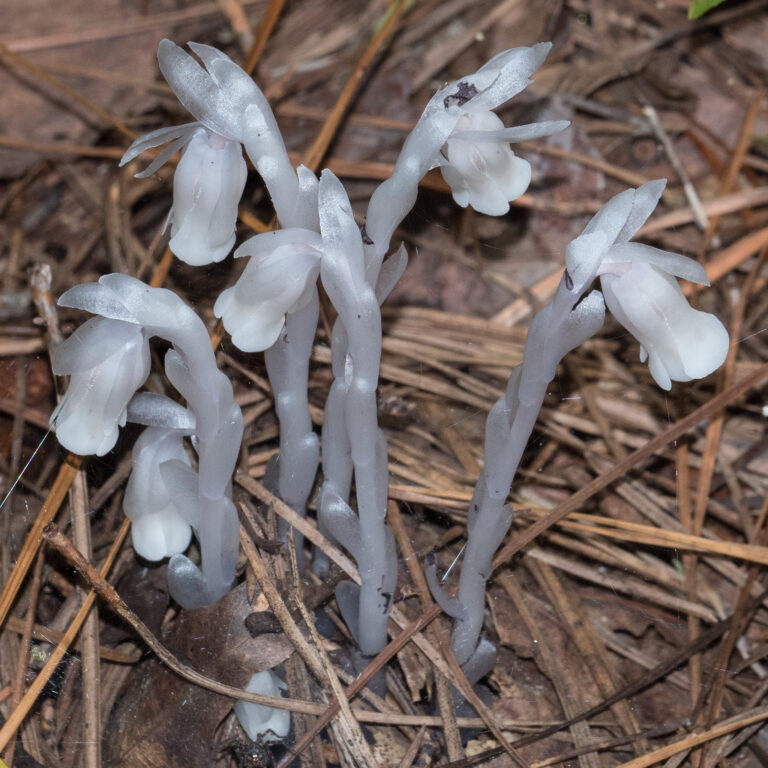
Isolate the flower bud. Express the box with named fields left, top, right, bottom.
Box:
left=234, top=671, right=290, bottom=743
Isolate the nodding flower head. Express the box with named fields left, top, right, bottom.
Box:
left=156, top=39, right=265, bottom=142
left=167, top=128, right=247, bottom=266
left=214, top=229, right=323, bottom=352
left=366, top=43, right=568, bottom=252
left=439, top=111, right=567, bottom=216
left=124, top=427, right=194, bottom=561
left=119, top=40, right=264, bottom=265
left=565, top=179, right=729, bottom=390
left=432, top=44, right=568, bottom=215
left=599, top=258, right=729, bottom=390
left=50, top=317, right=150, bottom=456
left=120, top=123, right=246, bottom=266
left=119, top=40, right=263, bottom=171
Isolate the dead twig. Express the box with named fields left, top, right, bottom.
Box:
left=300, top=0, right=410, bottom=173
left=286, top=531, right=380, bottom=768
left=68, top=472, right=101, bottom=768
left=276, top=605, right=442, bottom=768
left=0, top=519, right=129, bottom=752
left=244, top=0, right=286, bottom=74
left=2, top=552, right=44, bottom=767
left=0, top=455, right=83, bottom=629
left=642, top=103, right=708, bottom=230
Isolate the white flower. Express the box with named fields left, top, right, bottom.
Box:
left=50, top=318, right=150, bottom=456
left=124, top=427, right=194, bottom=561
left=234, top=671, right=290, bottom=744
left=214, top=229, right=322, bottom=352
left=119, top=40, right=266, bottom=264
left=439, top=111, right=566, bottom=215
left=600, top=260, right=729, bottom=390
left=366, top=43, right=568, bottom=252
left=166, top=128, right=246, bottom=265
left=565, top=179, right=729, bottom=390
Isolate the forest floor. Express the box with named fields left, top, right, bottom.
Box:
left=0, top=0, right=768, bottom=766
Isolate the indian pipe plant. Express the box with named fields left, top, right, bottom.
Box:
left=50, top=39, right=729, bottom=744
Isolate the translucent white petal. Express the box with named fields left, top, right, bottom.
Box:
left=233, top=228, right=322, bottom=260
left=440, top=113, right=533, bottom=215
left=51, top=317, right=140, bottom=373
left=167, top=130, right=246, bottom=265
left=98, top=274, right=188, bottom=331
left=132, top=132, right=195, bottom=179
left=215, top=240, right=321, bottom=353
left=616, top=178, right=667, bottom=242
left=58, top=282, right=140, bottom=324
left=603, top=243, right=709, bottom=285
left=131, top=514, right=173, bottom=562
left=582, top=187, right=635, bottom=242
left=564, top=231, right=610, bottom=294
left=601, top=263, right=729, bottom=390
left=234, top=671, right=290, bottom=744
left=126, top=392, right=196, bottom=431
left=433, top=42, right=552, bottom=114
left=318, top=170, right=366, bottom=291
left=157, top=39, right=262, bottom=141
left=473, top=42, right=551, bottom=110
left=124, top=428, right=194, bottom=560
left=158, top=459, right=200, bottom=527
left=52, top=324, right=150, bottom=455
left=120, top=122, right=199, bottom=167
left=450, top=119, right=570, bottom=143
left=130, top=508, right=193, bottom=562
left=229, top=308, right=287, bottom=352
left=374, top=244, right=408, bottom=304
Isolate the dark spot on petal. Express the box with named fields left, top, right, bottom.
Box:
left=564, top=270, right=574, bottom=291
left=444, top=81, right=479, bottom=108
left=361, top=224, right=373, bottom=245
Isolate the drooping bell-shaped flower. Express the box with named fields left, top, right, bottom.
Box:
left=166, top=128, right=247, bottom=265
left=439, top=111, right=566, bottom=215
left=214, top=229, right=323, bottom=352
left=597, top=250, right=729, bottom=390
left=50, top=317, right=150, bottom=456
left=119, top=40, right=268, bottom=264
left=564, top=179, right=729, bottom=390
left=124, top=427, right=195, bottom=561
left=366, top=43, right=568, bottom=253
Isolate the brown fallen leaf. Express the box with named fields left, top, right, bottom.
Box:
left=104, top=582, right=293, bottom=768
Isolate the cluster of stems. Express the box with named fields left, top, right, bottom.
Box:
left=51, top=39, right=730, bottom=686
left=52, top=276, right=243, bottom=609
